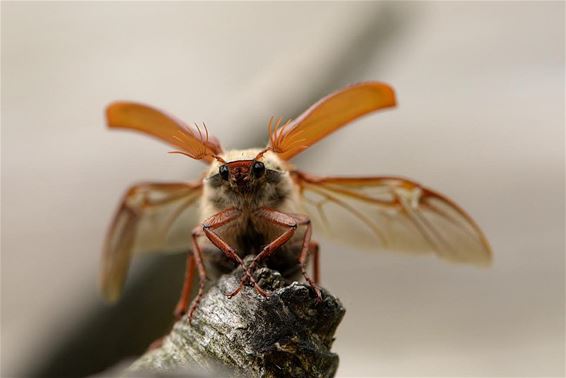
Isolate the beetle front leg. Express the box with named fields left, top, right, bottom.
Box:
left=227, top=208, right=321, bottom=301
left=200, top=208, right=268, bottom=298
left=176, top=208, right=267, bottom=323
left=225, top=208, right=297, bottom=298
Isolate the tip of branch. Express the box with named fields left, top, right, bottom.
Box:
left=128, top=260, right=345, bottom=377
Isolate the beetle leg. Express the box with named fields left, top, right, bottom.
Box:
left=174, top=253, right=196, bottom=319
left=202, top=208, right=267, bottom=291
left=185, top=226, right=208, bottom=324
left=309, top=241, right=320, bottom=285
left=225, top=208, right=297, bottom=298
left=294, top=214, right=322, bottom=301
left=177, top=208, right=267, bottom=323
left=227, top=209, right=321, bottom=301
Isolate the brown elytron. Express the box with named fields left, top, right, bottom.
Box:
left=100, top=82, right=492, bottom=323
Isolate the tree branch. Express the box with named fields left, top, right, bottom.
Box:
left=126, top=257, right=346, bottom=377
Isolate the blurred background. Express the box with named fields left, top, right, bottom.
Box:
left=2, top=2, right=564, bottom=377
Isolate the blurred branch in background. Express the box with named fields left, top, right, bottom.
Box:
left=25, top=3, right=413, bottom=377
left=221, top=2, right=415, bottom=148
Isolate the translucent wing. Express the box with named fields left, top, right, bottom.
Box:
left=270, top=82, right=396, bottom=160
left=101, top=181, right=203, bottom=302
left=293, top=171, right=492, bottom=266
left=106, top=102, right=222, bottom=163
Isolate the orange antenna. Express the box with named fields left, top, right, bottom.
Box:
left=268, top=116, right=294, bottom=154
left=212, top=154, right=227, bottom=164
left=254, top=147, right=272, bottom=160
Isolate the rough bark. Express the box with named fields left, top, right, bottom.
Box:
left=126, top=257, right=345, bottom=377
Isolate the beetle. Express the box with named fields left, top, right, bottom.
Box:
left=100, top=82, right=492, bottom=322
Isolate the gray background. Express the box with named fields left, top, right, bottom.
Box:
left=2, top=2, right=564, bottom=377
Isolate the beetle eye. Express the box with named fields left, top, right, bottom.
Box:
left=252, top=161, right=265, bottom=178
left=219, top=165, right=229, bottom=180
